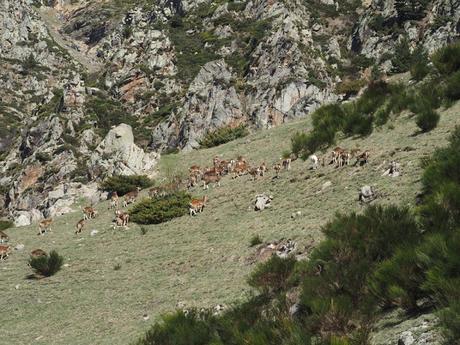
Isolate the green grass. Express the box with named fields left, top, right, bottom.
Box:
left=1, top=102, right=460, bottom=345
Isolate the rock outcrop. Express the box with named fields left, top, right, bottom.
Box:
left=90, top=124, right=159, bottom=178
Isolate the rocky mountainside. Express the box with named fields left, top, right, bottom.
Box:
left=0, top=0, right=459, bottom=224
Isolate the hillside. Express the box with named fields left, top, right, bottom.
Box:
left=2, top=100, right=460, bottom=345
left=2, top=0, right=460, bottom=225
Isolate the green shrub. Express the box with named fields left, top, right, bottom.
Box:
left=370, top=247, right=425, bottom=310
left=248, top=255, right=296, bottom=294
left=300, top=205, right=420, bottom=334
left=129, top=192, right=191, bottom=224
left=291, top=132, right=310, bottom=158
left=416, top=80, right=443, bottom=110
left=444, top=71, right=460, bottom=101
left=335, top=79, right=366, bottom=96
left=439, top=297, right=460, bottom=343
left=249, top=235, right=263, bottom=247
left=410, top=53, right=430, bottom=81
left=136, top=310, right=217, bottom=345
left=342, top=103, right=374, bottom=137
left=29, top=250, right=64, bottom=277
left=391, top=38, right=412, bottom=73
left=227, top=1, right=247, bottom=11
left=100, top=175, right=153, bottom=196
left=200, top=125, right=249, bottom=148
left=35, top=152, right=52, bottom=163
left=432, top=42, right=460, bottom=75
left=0, top=220, right=13, bottom=231
left=85, top=95, right=136, bottom=136
left=415, top=108, right=440, bottom=132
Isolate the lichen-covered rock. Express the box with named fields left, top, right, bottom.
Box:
left=370, top=310, right=443, bottom=345
left=90, top=123, right=159, bottom=178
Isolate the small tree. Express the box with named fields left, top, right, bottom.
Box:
left=391, top=38, right=412, bottom=73
left=29, top=250, right=64, bottom=277
left=410, top=47, right=430, bottom=81
left=248, top=255, right=296, bottom=294
left=416, top=109, right=440, bottom=132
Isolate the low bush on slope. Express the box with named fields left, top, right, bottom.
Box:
left=129, top=192, right=191, bottom=224
left=135, top=121, right=460, bottom=344
left=100, top=175, right=154, bottom=196
left=200, top=125, right=249, bottom=148
left=29, top=250, right=64, bottom=277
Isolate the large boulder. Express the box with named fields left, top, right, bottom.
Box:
left=13, top=209, right=43, bottom=227
left=90, top=123, right=159, bottom=178
left=254, top=194, right=273, bottom=211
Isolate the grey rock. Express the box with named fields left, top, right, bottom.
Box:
left=254, top=194, right=273, bottom=211
left=370, top=310, right=443, bottom=345
left=90, top=123, right=159, bottom=178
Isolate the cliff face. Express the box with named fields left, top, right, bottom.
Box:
left=0, top=0, right=459, bottom=222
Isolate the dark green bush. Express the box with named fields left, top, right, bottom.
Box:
left=35, top=152, right=52, bottom=163
left=391, top=38, right=412, bottom=73
left=444, top=71, right=460, bottom=101
left=85, top=95, right=136, bottom=136
left=342, top=103, right=374, bottom=137
left=410, top=47, right=430, bottom=81
left=300, top=205, right=420, bottom=335
left=422, top=127, right=460, bottom=193
left=439, top=296, right=460, bottom=343
left=370, top=247, right=425, bottom=310
left=415, top=108, right=440, bottom=132
left=200, top=125, right=249, bottom=148
left=129, top=192, right=191, bottom=224
left=291, top=132, right=310, bottom=158
left=432, top=42, right=460, bottom=75
left=298, top=103, right=344, bottom=154
left=0, top=220, right=13, bottom=231
left=29, top=250, right=64, bottom=277
left=100, top=175, right=153, bottom=196
left=249, top=235, right=263, bottom=247
left=416, top=81, right=443, bottom=110
left=136, top=310, right=218, bottom=345
left=248, top=255, right=296, bottom=294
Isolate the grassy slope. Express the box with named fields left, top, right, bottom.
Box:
left=1, top=102, right=460, bottom=345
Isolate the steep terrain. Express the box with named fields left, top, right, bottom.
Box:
left=1, top=0, right=460, bottom=343
left=1, top=0, right=460, bottom=225
left=2, top=101, right=460, bottom=345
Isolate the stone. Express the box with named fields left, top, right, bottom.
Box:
left=322, top=181, right=332, bottom=190
left=254, top=194, right=273, bottom=211
left=14, top=244, right=25, bottom=251
left=46, top=198, right=74, bottom=218
left=398, top=331, right=415, bottom=345
left=90, top=123, right=159, bottom=178
left=359, top=185, right=377, bottom=203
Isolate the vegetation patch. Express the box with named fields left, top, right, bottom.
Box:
left=100, top=175, right=154, bottom=196
left=200, top=125, right=249, bottom=148
left=415, top=108, right=440, bottom=133
left=85, top=94, right=136, bottom=137
left=29, top=250, right=64, bottom=278
left=0, top=220, right=13, bottom=231
left=129, top=192, right=191, bottom=225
